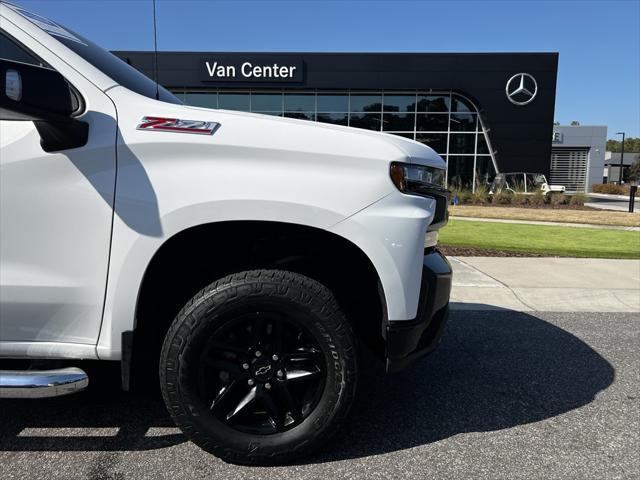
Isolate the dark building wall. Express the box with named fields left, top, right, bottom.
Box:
left=113, top=51, right=558, bottom=176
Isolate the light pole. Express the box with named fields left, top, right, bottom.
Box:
left=616, top=131, right=625, bottom=183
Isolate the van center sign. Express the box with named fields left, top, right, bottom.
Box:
left=200, top=57, right=304, bottom=82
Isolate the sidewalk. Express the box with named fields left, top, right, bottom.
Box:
left=586, top=192, right=639, bottom=213
left=588, top=192, right=635, bottom=201
left=585, top=201, right=637, bottom=213
left=450, top=257, right=640, bottom=312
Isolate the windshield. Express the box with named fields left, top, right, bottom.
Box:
left=532, top=174, right=547, bottom=185
left=8, top=3, right=181, bottom=104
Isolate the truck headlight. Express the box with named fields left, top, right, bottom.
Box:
left=390, top=162, right=446, bottom=194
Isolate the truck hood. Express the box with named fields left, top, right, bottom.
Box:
left=106, top=86, right=445, bottom=176
left=181, top=105, right=445, bottom=170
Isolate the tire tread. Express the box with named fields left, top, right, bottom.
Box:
left=159, top=269, right=357, bottom=465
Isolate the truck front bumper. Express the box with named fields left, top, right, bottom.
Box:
left=385, top=249, right=452, bottom=372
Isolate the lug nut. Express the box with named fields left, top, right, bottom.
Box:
left=255, top=350, right=262, bottom=358
left=277, top=370, right=284, bottom=378
left=242, top=363, right=249, bottom=370
left=248, top=379, right=255, bottom=386
left=272, top=354, right=279, bottom=361
left=265, top=383, right=271, bottom=390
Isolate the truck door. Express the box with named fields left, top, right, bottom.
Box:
left=0, top=30, right=116, bottom=349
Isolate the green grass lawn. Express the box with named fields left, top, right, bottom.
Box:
left=439, top=220, right=640, bottom=259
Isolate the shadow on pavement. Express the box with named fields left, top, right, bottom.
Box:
left=311, top=307, right=615, bottom=463
left=0, top=360, right=182, bottom=452
left=0, top=308, right=615, bottom=460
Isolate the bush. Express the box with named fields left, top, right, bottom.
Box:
left=450, top=187, right=472, bottom=205
left=492, top=190, right=513, bottom=205
left=569, top=193, right=588, bottom=206
left=592, top=183, right=625, bottom=194
left=529, top=191, right=546, bottom=206
left=512, top=193, right=529, bottom=206
left=592, top=183, right=640, bottom=196
left=470, top=185, right=489, bottom=205
left=549, top=193, right=568, bottom=206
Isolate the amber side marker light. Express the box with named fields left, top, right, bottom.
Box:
left=390, top=163, right=407, bottom=191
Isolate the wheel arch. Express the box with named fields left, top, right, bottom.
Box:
left=125, top=220, right=388, bottom=388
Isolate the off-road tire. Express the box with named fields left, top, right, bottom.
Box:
left=159, top=269, right=358, bottom=465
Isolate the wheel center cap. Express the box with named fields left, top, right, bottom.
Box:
left=252, top=361, right=274, bottom=381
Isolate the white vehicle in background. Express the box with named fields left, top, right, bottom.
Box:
left=489, top=172, right=565, bottom=196
left=0, top=2, right=451, bottom=465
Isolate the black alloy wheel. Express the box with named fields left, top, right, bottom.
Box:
left=199, top=311, right=326, bottom=434
left=160, top=270, right=358, bottom=465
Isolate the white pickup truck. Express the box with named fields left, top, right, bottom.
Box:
left=0, top=2, right=451, bottom=465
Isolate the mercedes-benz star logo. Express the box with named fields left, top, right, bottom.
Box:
left=506, top=73, right=538, bottom=106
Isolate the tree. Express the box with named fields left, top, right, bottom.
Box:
left=606, top=137, right=640, bottom=153
left=570, top=120, right=580, bottom=126
left=628, top=158, right=640, bottom=182
left=553, top=121, right=560, bottom=126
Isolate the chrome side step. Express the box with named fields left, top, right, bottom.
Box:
left=0, top=367, right=88, bottom=398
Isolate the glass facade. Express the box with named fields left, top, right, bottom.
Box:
left=175, top=89, right=496, bottom=190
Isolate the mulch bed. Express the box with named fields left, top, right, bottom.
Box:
left=438, top=246, right=546, bottom=257
left=454, top=203, right=596, bottom=211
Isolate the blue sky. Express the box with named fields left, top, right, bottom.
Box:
left=13, top=0, right=640, bottom=138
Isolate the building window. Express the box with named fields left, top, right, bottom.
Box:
left=177, top=88, right=496, bottom=190
left=477, top=134, right=490, bottom=154
left=350, top=94, right=383, bottom=112
left=451, top=95, right=474, bottom=113
left=317, top=94, right=349, bottom=111
left=350, top=112, right=381, bottom=131
left=284, top=93, right=315, bottom=111
left=475, top=156, right=496, bottom=188
left=184, top=92, right=217, bottom=108
left=317, top=112, right=348, bottom=125
left=218, top=93, right=250, bottom=111
left=383, top=113, right=414, bottom=131
left=417, top=94, right=450, bottom=112
left=416, top=113, right=449, bottom=132
left=284, top=111, right=316, bottom=121
left=251, top=92, right=282, bottom=112
left=416, top=133, right=448, bottom=154
left=450, top=113, right=476, bottom=132
left=447, top=156, right=475, bottom=190
left=449, top=133, right=476, bottom=154
left=383, top=95, right=416, bottom=112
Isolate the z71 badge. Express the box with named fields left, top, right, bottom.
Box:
left=136, top=116, right=219, bottom=135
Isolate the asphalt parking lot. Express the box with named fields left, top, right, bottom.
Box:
left=1, top=310, right=638, bottom=480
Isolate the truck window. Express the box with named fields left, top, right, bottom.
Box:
left=7, top=4, right=181, bottom=105
left=0, top=31, right=47, bottom=67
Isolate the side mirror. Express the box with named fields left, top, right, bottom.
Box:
left=0, top=58, right=75, bottom=121
left=0, top=59, right=87, bottom=151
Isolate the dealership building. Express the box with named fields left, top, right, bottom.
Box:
left=116, top=51, right=562, bottom=190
